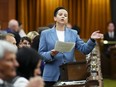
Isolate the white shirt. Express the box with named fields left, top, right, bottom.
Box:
left=0, top=79, right=4, bottom=84
left=13, top=77, right=29, bottom=87
left=56, top=30, right=65, bottom=42
left=19, top=29, right=26, bottom=37
left=108, top=32, right=114, bottom=38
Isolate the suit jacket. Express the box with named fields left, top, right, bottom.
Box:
left=104, top=32, right=116, bottom=41
left=5, top=28, right=21, bottom=45
left=39, top=27, right=96, bottom=81
left=103, top=32, right=116, bottom=54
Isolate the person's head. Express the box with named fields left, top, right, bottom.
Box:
left=0, top=40, right=18, bottom=80
left=27, top=31, right=39, bottom=41
left=5, top=33, right=16, bottom=45
left=107, top=22, right=115, bottom=32
left=8, top=19, right=19, bottom=32
left=16, top=47, right=42, bottom=79
left=19, top=37, right=31, bottom=48
left=54, top=7, right=68, bottom=25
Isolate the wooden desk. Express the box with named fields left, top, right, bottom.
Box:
left=54, top=84, right=85, bottom=87
left=110, top=47, right=116, bottom=79
left=60, top=61, right=87, bottom=81
left=54, top=80, right=86, bottom=87
left=55, top=45, right=103, bottom=87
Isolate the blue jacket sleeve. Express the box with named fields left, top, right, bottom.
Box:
left=74, top=32, right=96, bottom=54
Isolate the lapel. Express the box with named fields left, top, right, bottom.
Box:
left=107, top=32, right=110, bottom=38
left=50, top=27, right=58, bottom=43
left=65, top=27, right=70, bottom=42
left=50, top=26, right=70, bottom=42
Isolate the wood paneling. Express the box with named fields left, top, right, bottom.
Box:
left=17, top=0, right=111, bottom=38
left=0, top=0, right=16, bottom=29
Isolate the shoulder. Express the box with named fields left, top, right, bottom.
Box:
left=41, top=29, right=52, bottom=34
left=13, top=77, right=29, bottom=87
left=66, top=28, right=78, bottom=36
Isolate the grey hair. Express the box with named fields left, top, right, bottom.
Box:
left=8, top=19, right=18, bottom=28
left=5, top=33, right=15, bottom=37
left=0, top=40, right=17, bottom=59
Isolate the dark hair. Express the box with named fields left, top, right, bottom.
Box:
left=107, top=21, right=116, bottom=32
left=18, top=21, right=22, bottom=26
left=31, top=35, right=40, bottom=51
left=12, top=32, right=21, bottom=46
left=48, top=23, right=55, bottom=28
left=54, top=7, right=67, bottom=17
left=107, top=21, right=115, bottom=27
left=16, top=47, right=42, bottom=79
left=20, top=36, right=31, bottom=44
left=72, top=25, right=80, bottom=35
left=37, top=27, right=49, bottom=35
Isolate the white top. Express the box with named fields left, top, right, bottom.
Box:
left=56, top=30, right=65, bottom=42
left=13, top=77, right=29, bottom=87
left=19, top=29, right=26, bottom=37
left=0, top=79, right=4, bottom=84
left=108, top=32, right=114, bottom=38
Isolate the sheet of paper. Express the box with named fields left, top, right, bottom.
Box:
left=54, top=41, right=75, bottom=52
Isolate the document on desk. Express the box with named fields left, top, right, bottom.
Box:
left=54, top=41, right=75, bottom=52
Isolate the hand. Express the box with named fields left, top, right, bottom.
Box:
left=50, top=49, right=59, bottom=56
left=27, top=76, right=44, bottom=87
left=91, top=30, right=103, bottom=40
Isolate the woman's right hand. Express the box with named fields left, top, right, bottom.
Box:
left=50, top=49, right=59, bottom=56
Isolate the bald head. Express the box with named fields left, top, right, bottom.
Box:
left=8, top=19, right=19, bottom=32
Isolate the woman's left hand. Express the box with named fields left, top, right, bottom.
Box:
left=91, top=30, right=103, bottom=40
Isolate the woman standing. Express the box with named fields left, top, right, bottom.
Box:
left=39, top=7, right=103, bottom=87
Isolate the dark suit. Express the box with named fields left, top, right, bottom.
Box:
left=104, top=32, right=116, bottom=41
left=104, top=32, right=116, bottom=54
left=102, top=32, right=116, bottom=77
left=5, top=28, right=21, bottom=45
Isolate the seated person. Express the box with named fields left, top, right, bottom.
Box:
left=18, top=37, right=31, bottom=48
left=16, top=47, right=43, bottom=79
left=0, top=40, right=26, bottom=87
left=104, top=22, right=116, bottom=55
left=27, top=31, right=39, bottom=41
left=5, top=19, right=21, bottom=45
left=4, top=33, right=17, bottom=45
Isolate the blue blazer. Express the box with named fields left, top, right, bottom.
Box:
left=39, top=27, right=96, bottom=81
